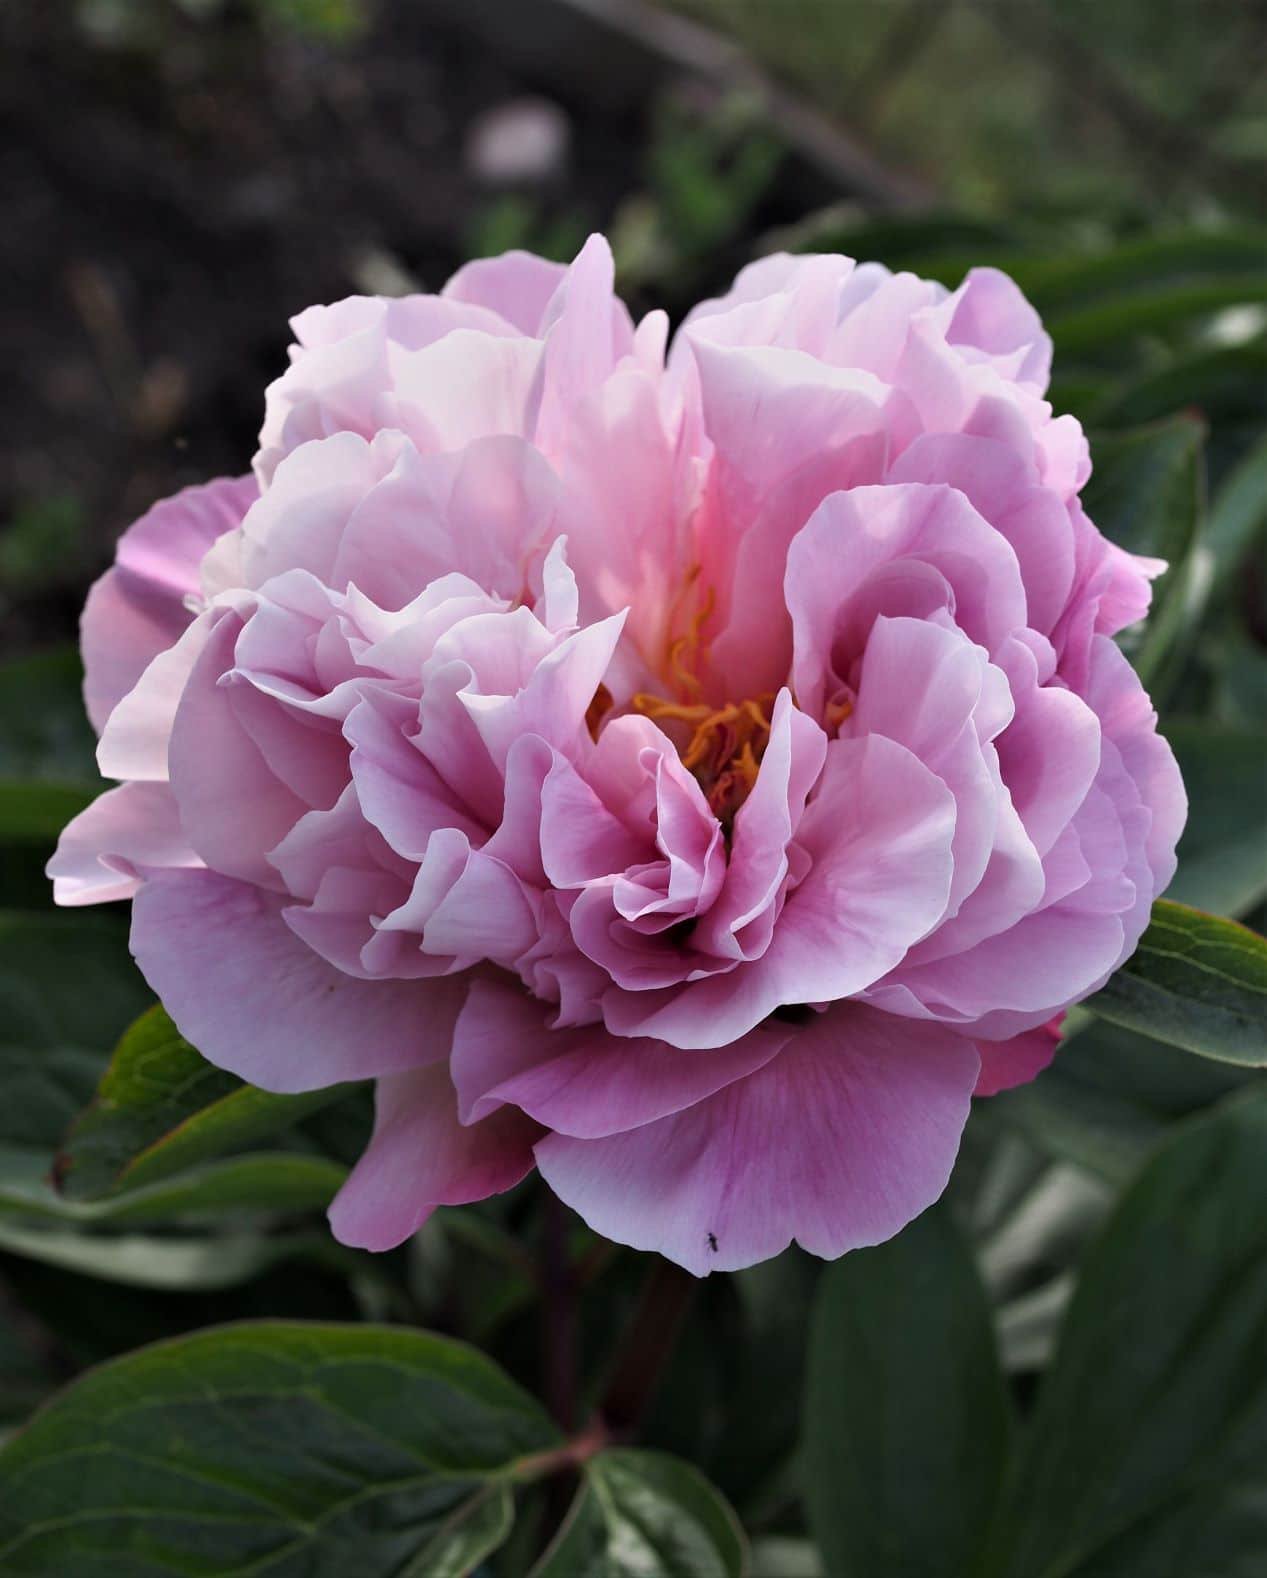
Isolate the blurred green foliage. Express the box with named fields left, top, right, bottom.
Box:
left=75, top=0, right=366, bottom=48
left=665, top=0, right=1267, bottom=222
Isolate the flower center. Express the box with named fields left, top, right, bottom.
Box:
left=630, top=690, right=775, bottom=825
left=589, top=565, right=775, bottom=824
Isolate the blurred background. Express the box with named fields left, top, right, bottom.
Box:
left=2, top=2, right=1267, bottom=1553
left=4, top=0, right=1266, bottom=656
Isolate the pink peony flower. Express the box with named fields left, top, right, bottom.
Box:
left=51, top=238, right=1185, bottom=1274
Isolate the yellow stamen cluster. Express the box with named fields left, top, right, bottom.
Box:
left=587, top=565, right=777, bottom=825
left=631, top=691, right=775, bottom=825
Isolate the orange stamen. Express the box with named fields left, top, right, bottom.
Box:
left=588, top=565, right=775, bottom=825
left=825, top=696, right=854, bottom=733
left=631, top=689, right=775, bottom=825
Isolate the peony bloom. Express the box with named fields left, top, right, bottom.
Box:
left=50, top=238, right=1184, bottom=1274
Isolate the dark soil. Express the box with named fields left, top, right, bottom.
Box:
left=3, top=1, right=854, bottom=652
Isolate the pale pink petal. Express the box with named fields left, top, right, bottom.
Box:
left=993, top=636, right=1102, bottom=856
left=82, top=475, right=257, bottom=732
left=926, top=267, right=1052, bottom=391
left=95, top=605, right=229, bottom=783
left=786, top=484, right=1028, bottom=724
left=554, top=366, right=685, bottom=678
left=850, top=616, right=1003, bottom=914
left=131, top=870, right=462, bottom=1090
left=691, top=691, right=826, bottom=961
left=887, top=432, right=1075, bottom=634
left=1084, top=636, right=1186, bottom=893
left=167, top=614, right=308, bottom=888
left=330, top=434, right=561, bottom=612
left=239, top=430, right=407, bottom=590
left=47, top=782, right=202, bottom=906
left=389, top=332, right=544, bottom=453
left=531, top=235, right=636, bottom=457
left=442, top=249, right=569, bottom=334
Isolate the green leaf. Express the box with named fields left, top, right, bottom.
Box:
left=1090, top=334, right=1267, bottom=429
left=1206, top=428, right=1267, bottom=581
left=397, top=1482, right=513, bottom=1577
left=0, top=1220, right=317, bottom=1291
left=531, top=1449, right=747, bottom=1578
left=0, top=649, right=99, bottom=786
left=0, top=781, right=95, bottom=844
left=0, top=1146, right=344, bottom=1226
left=1080, top=416, right=1205, bottom=685
left=1083, top=417, right=1205, bottom=563
left=1087, top=899, right=1267, bottom=1065
left=0, top=912, right=150, bottom=1153
left=57, top=1005, right=347, bottom=1201
left=987, top=1091, right=1267, bottom=1577
left=1048, top=276, right=1267, bottom=356
left=0, top=1320, right=560, bottom=1575
left=992, top=1017, right=1253, bottom=1185
left=1015, top=228, right=1267, bottom=316
left=803, top=1206, right=1010, bottom=1578
left=1165, top=721, right=1267, bottom=917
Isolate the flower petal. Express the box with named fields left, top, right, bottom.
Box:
left=329, top=1061, right=537, bottom=1250
left=536, top=1006, right=979, bottom=1274
left=131, top=870, right=458, bottom=1090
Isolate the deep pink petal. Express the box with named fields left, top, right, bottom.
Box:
left=329, top=1060, right=537, bottom=1250
left=974, top=1015, right=1063, bottom=1097
left=449, top=976, right=790, bottom=1134
left=536, top=1006, right=979, bottom=1274
left=601, top=733, right=956, bottom=1047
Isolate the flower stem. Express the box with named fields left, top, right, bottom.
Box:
left=541, top=1192, right=578, bottom=1432
left=599, top=1256, right=696, bottom=1437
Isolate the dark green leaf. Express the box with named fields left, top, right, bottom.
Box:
left=1083, top=418, right=1204, bottom=563
left=531, top=1449, right=747, bottom=1578
left=0, top=912, right=149, bottom=1153
left=0, top=650, right=99, bottom=786
left=397, top=1482, right=513, bottom=1577
left=992, top=1017, right=1253, bottom=1184
left=1090, top=334, right=1267, bottom=429
left=0, top=782, right=95, bottom=844
left=803, top=1206, right=1010, bottom=1578
left=1080, top=416, right=1205, bottom=685
left=1205, top=427, right=1267, bottom=584
left=0, top=1320, right=559, bottom=1576
left=1212, top=629, right=1267, bottom=729
left=1, top=1147, right=344, bottom=1226
left=58, top=1005, right=347, bottom=1201
left=1015, top=229, right=1267, bottom=316
left=1166, top=721, right=1267, bottom=917
left=988, top=1091, right=1267, bottom=1577
left=1087, top=900, right=1267, bottom=1065
left=0, top=1221, right=318, bottom=1290
left=1048, top=276, right=1267, bottom=356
